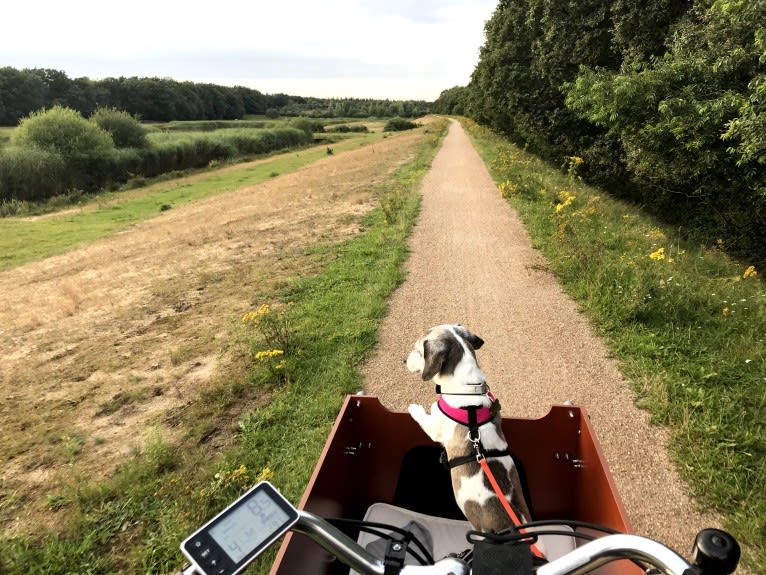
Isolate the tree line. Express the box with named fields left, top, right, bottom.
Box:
left=0, top=67, right=430, bottom=126
left=435, top=0, right=766, bottom=266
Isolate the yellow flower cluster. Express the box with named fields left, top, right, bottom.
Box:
left=565, top=156, right=584, bottom=182
left=242, top=304, right=271, bottom=326
left=256, top=467, right=274, bottom=483
left=254, top=349, right=284, bottom=361
left=555, top=190, right=576, bottom=213
left=497, top=180, right=518, bottom=198
left=743, top=265, right=758, bottom=279
left=491, top=149, right=520, bottom=173
left=254, top=349, right=286, bottom=370
left=648, top=247, right=676, bottom=263
left=229, top=464, right=250, bottom=485
left=198, top=464, right=257, bottom=500
left=153, top=476, right=182, bottom=498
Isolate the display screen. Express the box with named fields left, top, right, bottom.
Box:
left=208, top=489, right=292, bottom=563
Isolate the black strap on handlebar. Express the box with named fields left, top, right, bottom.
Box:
left=384, top=536, right=408, bottom=575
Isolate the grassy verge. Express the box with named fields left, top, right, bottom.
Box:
left=0, top=118, right=449, bottom=575
left=0, top=132, right=384, bottom=272
left=461, top=118, right=765, bottom=572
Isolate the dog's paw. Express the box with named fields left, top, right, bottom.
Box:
left=407, top=403, right=426, bottom=419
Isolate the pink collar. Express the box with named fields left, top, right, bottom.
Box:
left=437, top=393, right=495, bottom=426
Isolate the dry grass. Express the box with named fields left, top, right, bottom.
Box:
left=0, top=124, right=430, bottom=537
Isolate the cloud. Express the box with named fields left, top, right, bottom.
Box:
left=0, top=0, right=496, bottom=100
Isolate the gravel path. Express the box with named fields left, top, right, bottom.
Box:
left=361, top=120, right=726, bottom=560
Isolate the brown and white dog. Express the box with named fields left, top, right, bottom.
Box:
left=405, top=324, right=536, bottom=537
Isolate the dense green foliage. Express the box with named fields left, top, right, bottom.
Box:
left=11, top=105, right=116, bottom=194
left=436, top=0, right=766, bottom=266
left=0, top=67, right=430, bottom=126
left=463, top=117, right=765, bottom=572
left=0, top=107, right=313, bottom=202
left=90, top=107, right=148, bottom=148
left=327, top=124, right=369, bottom=133
left=384, top=117, right=419, bottom=131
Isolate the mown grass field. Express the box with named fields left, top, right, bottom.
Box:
left=462, top=118, right=765, bottom=573
left=0, top=119, right=448, bottom=575
left=0, top=130, right=386, bottom=271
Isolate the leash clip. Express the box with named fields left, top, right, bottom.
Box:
left=467, top=432, right=483, bottom=460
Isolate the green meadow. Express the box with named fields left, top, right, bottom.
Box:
left=0, top=130, right=385, bottom=271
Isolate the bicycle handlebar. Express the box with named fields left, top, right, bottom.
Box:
left=280, top=510, right=695, bottom=575
left=180, top=508, right=739, bottom=575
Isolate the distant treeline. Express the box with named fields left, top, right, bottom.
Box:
left=0, top=67, right=431, bottom=126
left=435, top=0, right=766, bottom=266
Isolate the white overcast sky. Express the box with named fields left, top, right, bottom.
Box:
left=1, top=0, right=497, bottom=101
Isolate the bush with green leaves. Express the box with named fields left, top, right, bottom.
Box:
left=11, top=105, right=116, bottom=194
left=328, top=124, right=369, bottom=133
left=90, top=107, right=148, bottom=148
left=0, top=146, right=67, bottom=202
left=1, top=113, right=314, bottom=205
left=289, top=117, right=324, bottom=137
left=384, top=117, right=418, bottom=132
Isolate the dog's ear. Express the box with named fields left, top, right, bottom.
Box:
left=422, top=334, right=465, bottom=380
left=421, top=339, right=444, bottom=381
left=454, top=325, right=484, bottom=350
left=468, top=334, right=484, bottom=350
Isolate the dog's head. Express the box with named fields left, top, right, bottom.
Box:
left=406, top=324, right=486, bottom=391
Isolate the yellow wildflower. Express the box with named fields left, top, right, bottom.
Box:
left=254, top=349, right=284, bottom=361
left=242, top=304, right=272, bottom=325
left=743, top=265, right=758, bottom=279
left=256, top=467, right=274, bottom=482
left=649, top=247, right=665, bottom=261
left=497, top=180, right=518, bottom=198
left=722, top=307, right=731, bottom=316
left=555, top=190, right=576, bottom=212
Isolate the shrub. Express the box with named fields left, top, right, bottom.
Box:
left=0, top=146, right=67, bottom=201
left=289, top=118, right=324, bottom=137
left=384, top=117, right=418, bottom=132
left=90, top=107, right=148, bottom=149
left=12, top=105, right=116, bottom=192
left=329, top=124, right=369, bottom=133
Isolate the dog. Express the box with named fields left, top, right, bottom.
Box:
left=405, top=324, right=535, bottom=536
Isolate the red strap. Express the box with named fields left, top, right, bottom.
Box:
left=478, top=457, right=545, bottom=559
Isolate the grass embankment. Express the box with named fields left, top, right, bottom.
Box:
left=0, top=118, right=449, bottom=574
left=462, top=118, right=765, bottom=572
left=0, top=131, right=385, bottom=272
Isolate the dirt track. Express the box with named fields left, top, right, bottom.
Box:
left=362, top=120, right=726, bottom=558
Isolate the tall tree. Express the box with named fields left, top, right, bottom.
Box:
left=0, top=68, right=46, bottom=125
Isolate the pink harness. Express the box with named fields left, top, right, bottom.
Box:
left=437, top=392, right=496, bottom=426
